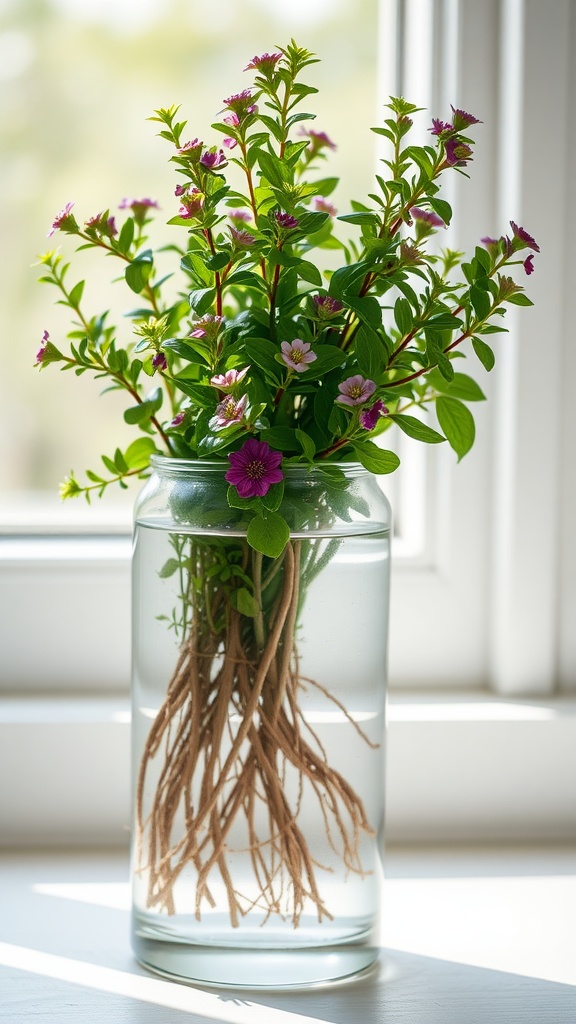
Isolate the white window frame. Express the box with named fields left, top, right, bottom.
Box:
left=1, top=0, right=575, bottom=845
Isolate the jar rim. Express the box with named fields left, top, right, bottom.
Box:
left=150, top=454, right=371, bottom=478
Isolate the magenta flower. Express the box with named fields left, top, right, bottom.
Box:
left=275, top=211, right=299, bottom=230
left=170, top=412, right=186, bottom=427
left=280, top=338, right=317, bottom=373
left=179, top=188, right=204, bottom=219
left=210, top=393, right=248, bottom=430
left=189, top=315, right=223, bottom=341
left=200, top=148, right=226, bottom=170
left=152, top=352, right=167, bottom=372
left=451, top=105, right=481, bottom=130
left=312, top=196, right=337, bottom=217
left=48, top=201, right=76, bottom=237
left=524, top=254, right=535, bottom=275
left=359, top=399, right=388, bottom=431
left=223, top=89, right=257, bottom=119
left=301, top=128, right=337, bottom=153
left=223, top=137, right=238, bottom=150
left=223, top=112, right=240, bottom=128
left=119, top=198, right=158, bottom=227
left=444, top=138, right=473, bottom=166
left=210, top=367, right=250, bottom=391
left=430, top=118, right=452, bottom=136
left=410, top=206, right=445, bottom=228
left=336, top=375, right=376, bottom=406
left=228, top=209, right=251, bottom=223
left=510, top=221, right=540, bottom=252
left=226, top=439, right=284, bottom=498
left=85, top=212, right=118, bottom=237
left=229, top=225, right=256, bottom=246
left=36, top=329, right=50, bottom=364
left=244, top=52, right=282, bottom=73
left=312, top=295, right=344, bottom=318
left=177, top=139, right=203, bottom=160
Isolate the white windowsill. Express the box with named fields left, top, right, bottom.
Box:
left=0, top=845, right=574, bottom=1023
left=1, top=692, right=575, bottom=846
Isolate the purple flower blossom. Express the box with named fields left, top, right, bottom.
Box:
left=228, top=209, right=251, bottom=223
left=312, top=294, right=344, bottom=318
left=200, top=148, right=226, bottom=170
left=229, top=225, right=256, bottom=246
left=119, top=198, right=158, bottom=226
left=451, top=105, right=481, bottom=130
left=226, top=439, right=284, bottom=499
left=189, top=315, right=223, bottom=341
left=174, top=184, right=187, bottom=197
left=179, top=188, right=204, bottom=219
left=510, top=221, right=540, bottom=252
left=223, top=89, right=257, bottom=119
left=410, top=206, right=445, bottom=229
left=85, top=212, right=118, bottom=237
left=152, top=352, right=167, bottom=372
left=280, top=338, right=317, bottom=373
left=223, top=137, right=238, bottom=150
left=170, top=412, right=186, bottom=427
left=444, top=138, right=473, bottom=166
left=210, top=367, right=250, bottom=391
left=48, top=201, right=76, bottom=237
left=244, top=52, right=282, bottom=73
left=430, top=118, right=452, bottom=136
left=36, top=329, right=49, bottom=364
left=177, top=139, right=203, bottom=160
left=359, top=399, right=388, bottom=431
left=210, top=393, right=248, bottom=430
left=336, top=375, right=376, bottom=406
left=301, top=128, right=337, bottom=153
left=312, top=196, right=337, bottom=217
left=524, top=254, right=535, bottom=275
left=223, top=112, right=240, bottom=128
left=275, top=211, right=299, bottom=230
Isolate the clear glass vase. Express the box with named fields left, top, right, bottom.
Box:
left=131, top=457, right=391, bottom=988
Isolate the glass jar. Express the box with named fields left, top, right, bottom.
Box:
left=131, top=457, right=391, bottom=988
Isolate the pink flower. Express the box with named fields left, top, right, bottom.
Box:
left=48, top=201, right=76, bottom=237
left=119, top=198, right=158, bottom=226
left=444, top=138, right=473, bottom=166
left=223, top=89, right=257, bottom=119
left=244, top=52, right=282, bottom=73
left=312, top=295, right=343, bottom=318
left=450, top=105, right=481, bottom=130
left=228, top=209, right=251, bottom=223
left=312, top=196, right=337, bottom=217
left=179, top=188, right=204, bottom=219
left=36, top=329, right=50, bottom=364
left=200, top=148, right=226, bottom=170
left=275, top=211, right=299, bottom=230
left=152, top=352, right=167, bottom=372
left=177, top=139, right=203, bottom=160
left=85, top=213, right=118, bottom=237
left=410, top=206, right=445, bottom=228
left=301, top=128, right=336, bottom=154
left=280, top=338, right=317, bottom=373
left=226, top=438, right=284, bottom=498
left=359, top=399, right=388, bottom=431
left=229, top=225, right=256, bottom=246
left=189, top=315, right=223, bottom=341
left=223, top=112, right=240, bottom=128
left=210, top=393, right=248, bottom=430
left=336, top=375, right=376, bottom=406
left=430, top=118, right=452, bottom=136
left=510, top=221, right=540, bottom=252
left=210, top=367, right=250, bottom=391
left=223, top=137, right=238, bottom=150
left=170, top=412, right=186, bottom=427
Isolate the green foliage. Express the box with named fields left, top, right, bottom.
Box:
left=38, top=41, right=536, bottom=553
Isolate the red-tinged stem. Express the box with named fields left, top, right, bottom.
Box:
left=204, top=228, right=223, bottom=318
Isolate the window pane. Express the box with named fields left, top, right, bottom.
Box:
left=1, top=0, right=380, bottom=522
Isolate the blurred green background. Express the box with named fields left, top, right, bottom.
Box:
left=0, top=0, right=380, bottom=517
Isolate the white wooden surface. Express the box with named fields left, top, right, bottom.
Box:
left=0, top=846, right=574, bottom=1023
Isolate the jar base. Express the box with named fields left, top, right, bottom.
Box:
left=132, top=930, right=380, bottom=989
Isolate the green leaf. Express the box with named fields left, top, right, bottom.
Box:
left=297, top=260, right=323, bottom=286
left=124, top=436, right=157, bottom=469
left=259, top=427, right=300, bottom=452
left=470, top=283, right=492, bottom=319
left=390, top=414, right=445, bottom=444
left=426, top=370, right=486, bottom=401
left=472, top=336, right=495, bottom=371
left=117, top=218, right=135, bottom=255
left=352, top=441, right=401, bottom=474
left=159, top=558, right=181, bottom=579
left=345, top=294, right=383, bottom=330
left=245, top=338, right=283, bottom=383
left=506, top=292, right=534, bottom=306
left=68, top=280, right=85, bottom=307
left=189, top=287, right=216, bottom=315
left=354, top=326, right=388, bottom=380
left=234, top=587, right=259, bottom=617
left=260, top=480, right=285, bottom=511
left=247, top=511, right=290, bottom=557
left=125, top=252, right=153, bottom=294
left=394, top=297, right=413, bottom=335
left=295, top=429, right=316, bottom=461
left=436, top=396, right=475, bottom=461
left=428, top=197, right=453, bottom=226
left=258, top=149, right=290, bottom=188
